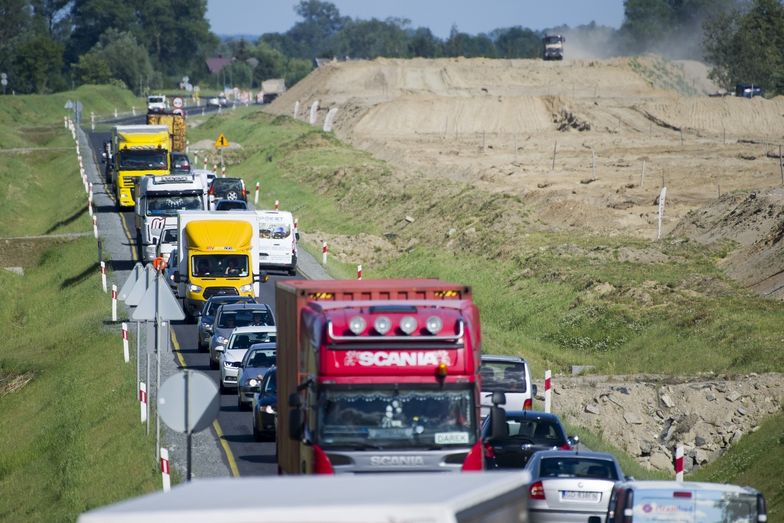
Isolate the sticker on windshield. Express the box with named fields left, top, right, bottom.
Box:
left=435, top=432, right=469, bottom=444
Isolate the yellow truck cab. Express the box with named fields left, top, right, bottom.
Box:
left=175, top=210, right=265, bottom=320
left=112, top=125, right=170, bottom=208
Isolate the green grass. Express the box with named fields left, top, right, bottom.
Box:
left=0, top=85, right=160, bottom=522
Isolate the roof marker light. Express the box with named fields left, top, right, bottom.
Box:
left=400, top=316, right=417, bottom=335
left=374, top=316, right=391, bottom=335
left=348, top=316, right=366, bottom=335
left=426, top=316, right=443, bottom=335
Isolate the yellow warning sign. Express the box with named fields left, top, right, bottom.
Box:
left=214, top=133, right=230, bottom=148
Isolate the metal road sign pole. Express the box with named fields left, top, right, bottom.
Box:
left=155, top=271, right=161, bottom=461
left=185, top=370, right=192, bottom=481
left=136, top=321, right=141, bottom=398
left=146, top=351, right=151, bottom=435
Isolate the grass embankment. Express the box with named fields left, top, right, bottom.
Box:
left=187, top=108, right=783, bottom=509
left=0, top=86, right=159, bottom=522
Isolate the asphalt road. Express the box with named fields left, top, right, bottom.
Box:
left=85, top=110, right=328, bottom=478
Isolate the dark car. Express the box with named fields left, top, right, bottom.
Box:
left=237, top=342, right=276, bottom=410
left=481, top=410, right=573, bottom=469
left=209, top=177, right=246, bottom=205
left=208, top=302, right=275, bottom=369
left=197, top=295, right=257, bottom=350
left=170, top=152, right=192, bottom=175
left=252, top=366, right=277, bottom=441
left=213, top=199, right=249, bottom=211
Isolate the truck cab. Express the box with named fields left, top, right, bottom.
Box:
left=543, top=34, right=565, bottom=61
left=176, top=210, right=264, bottom=319
left=111, top=125, right=171, bottom=208
left=134, top=174, right=208, bottom=262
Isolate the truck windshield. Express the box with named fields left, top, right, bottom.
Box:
left=146, top=195, right=203, bottom=216
left=192, top=254, right=249, bottom=277
left=317, top=387, right=476, bottom=449
left=118, top=150, right=168, bottom=171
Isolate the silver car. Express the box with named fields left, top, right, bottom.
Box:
left=523, top=450, right=625, bottom=523
left=208, top=303, right=274, bottom=369
left=219, top=326, right=276, bottom=393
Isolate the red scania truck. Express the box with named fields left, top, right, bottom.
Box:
left=276, top=279, right=488, bottom=474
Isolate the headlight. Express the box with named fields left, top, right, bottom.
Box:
left=223, top=359, right=233, bottom=368
left=249, top=378, right=258, bottom=387
left=239, top=283, right=254, bottom=293
left=263, top=405, right=276, bottom=414
left=216, top=336, right=228, bottom=345
left=202, top=322, right=212, bottom=330
left=189, top=284, right=202, bottom=293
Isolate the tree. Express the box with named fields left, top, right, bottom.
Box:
left=407, top=27, right=442, bottom=58
left=12, top=34, right=64, bottom=93
left=444, top=25, right=496, bottom=58
left=73, top=51, right=112, bottom=85
left=285, top=0, right=348, bottom=58
left=333, top=18, right=409, bottom=59
left=493, top=27, right=541, bottom=58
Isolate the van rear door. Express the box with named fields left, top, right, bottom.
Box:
left=257, top=211, right=294, bottom=269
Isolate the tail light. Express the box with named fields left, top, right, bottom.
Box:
left=529, top=481, right=546, bottom=500
left=461, top=441, right=484, bottom=471
left=312, top=445, right=334, bottom=474
left=560, top=442, right=572, bottom=450
left=523, top=398, right=533, bottom=410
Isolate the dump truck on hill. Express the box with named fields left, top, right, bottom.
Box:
left=543, top=34, right=565, bottom=61
left=257, top=78, right=286, bottom=104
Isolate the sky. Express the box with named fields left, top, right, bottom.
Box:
left=206, top=0, right=626, bottom=38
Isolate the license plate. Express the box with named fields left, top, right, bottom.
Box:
left=561, top=491, right=601, bottom=502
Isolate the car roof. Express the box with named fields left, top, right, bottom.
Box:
left=481, top=354, right=528, bottom=364
left=529, top=450, right=619, bottom=461
left=502, top=410, right=563, bottom=422
left=231, top=325, right=277, bottom=335
left=613, top=480, right=760, bottom=495
left=248, top=342, right=277, bottom=351
left=219, top=302, right=270, bottom=310
left=207, top=295, right=255, bottom=304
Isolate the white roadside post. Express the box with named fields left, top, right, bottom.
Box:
left=675, top=445, right=684, bottom=482
left=140, top=382, right=148, bottom=423
left=93, top=216, right=98, bottom=239
left=293, top=100, right=300, bottom=118
left=100, top=261, right=107, bottom=292
left=121, top=322, right=130, bottom=363
left=274, top=199, right=279, bottom=210
left=544, top=370, right=552, bottom=413
left=111, top=284, right=118, bottom=321
left=254, top=182, right=260, bottom=205
left=90, top=111, right=95, bottom=131
left=160, top=448, right=171, bottom=492
left=357, top=264, right=363, bottom=280
left=657, top=186, right=667, bottom=240
left=322, top=241, right=328, bottom=266
left=114, top=108, right=118, bottom=118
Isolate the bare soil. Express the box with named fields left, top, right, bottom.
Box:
left=267, top=56, right=784, bottom=471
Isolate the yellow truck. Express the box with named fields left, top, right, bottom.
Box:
left=146, top=111, right=187, bottom=152
left=111, top=125, right=170, bottom=208
left=175, top=210, right=266, bottom=320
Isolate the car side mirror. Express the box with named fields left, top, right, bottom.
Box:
left=295, top=232, right=300, bottom=241
left=531, top=384, right=538, bottom=396
left=569, top=435, right=580, bottom=448
left=215, top=346, right=225, bottom=353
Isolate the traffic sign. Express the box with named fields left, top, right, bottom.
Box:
left=158, top=370, right=220, bottom=433
left=214, top=133, right=230, bottom=148
left=119, top=262, right=144, bottom=301
left=131, top=274, right=185, bottom=321
left=172, top=97, right=184, bottom=109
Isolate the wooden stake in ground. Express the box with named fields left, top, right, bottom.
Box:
left=552, top=140, right=557, bottom=170
left=641, top=160, right=646, bottom=188
left=780, top=145, right=783, bottom=186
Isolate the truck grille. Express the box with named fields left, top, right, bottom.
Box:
left=203, top=287, right=239, bottom=300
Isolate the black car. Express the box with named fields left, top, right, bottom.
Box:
left=481, top=410, right=573, bottom=469
left=209, top=177, right=246, bottom=204
left=213, top=199, right=249, bottom=211
left=252, top=366, right=277, bottom=441
left=170, top=152, right=192, bottom=175
left=197, top=295, right=257, bottom=350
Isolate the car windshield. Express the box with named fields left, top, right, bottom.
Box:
left=192, top=254, right=249, bottom=277
left=146, top=195, right=203, bottom=216
left=538, top=457, right=619, bottom=480
left=206, top=298, right=253, bottom=316
left=160, top=228, right=178, bottom=244
left=212, top=179, right=243, bottom=194
left=228, top=332, right=276, bottom=349
left=243, top=347, right=277, bottom=367
left=480, top=361, right=527, bottom=392
left=501, top=416, right=566, bottom=446
left=317, top=387, right=476, bottom=449
left=216, top=201, right=247, bottom=210
left=118, top=149, right=168, bottom=171
left=217, top=309, right=275, bottom=329
left=264, top=371, right=276, bottom=392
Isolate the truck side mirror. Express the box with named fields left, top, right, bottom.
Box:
left=491, top=391, right=506, bottom=406
left=489, top=406, right=508, bottom=440
left=259, top=271, right=270, bottom=283
left=288, top=393, right=303, bottom=440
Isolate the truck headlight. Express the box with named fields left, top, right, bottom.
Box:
left=189, top=284, right=202, bottom=293
left=239, top=283, right=253, bottom=293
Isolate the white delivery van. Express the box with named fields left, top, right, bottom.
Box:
left=256, top=210, right=298, bottom=275
left=147, top=94, right=167, bottom=113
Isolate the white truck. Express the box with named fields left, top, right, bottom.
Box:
left=175, top=210, right=264, bottom=319
left=134, top=174, right=209, bottom=262
left=256, top=209, right=298, bottom=275
left=78, top=472, right=531, bottom=523
left=147, top=94, right=168, bottom=113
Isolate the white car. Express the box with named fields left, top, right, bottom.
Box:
left=480, top=354, right=536, bottom=418
left=219, top=325, right=276, bottom=393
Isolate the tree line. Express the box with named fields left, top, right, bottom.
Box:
left=1, top=0, right=782, bottom=95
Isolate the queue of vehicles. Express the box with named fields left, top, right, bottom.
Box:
left=90, top=96, right=768, bottom=523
